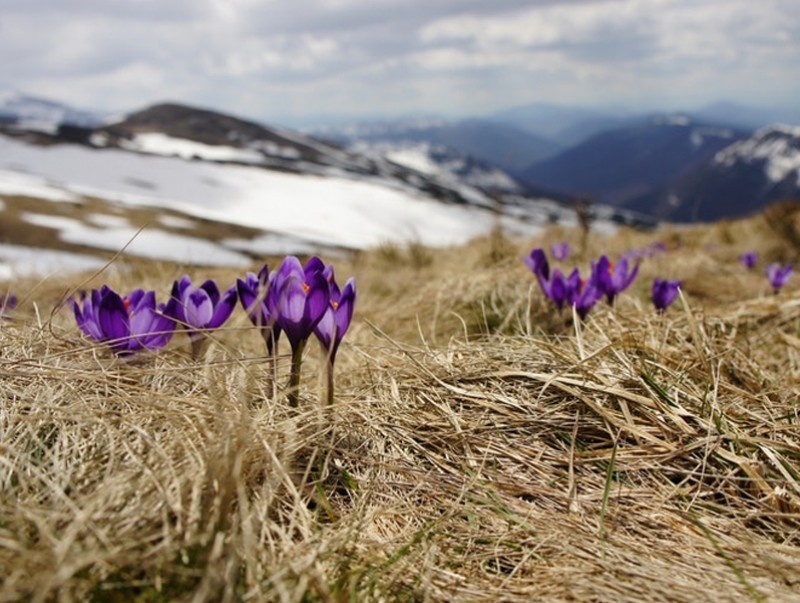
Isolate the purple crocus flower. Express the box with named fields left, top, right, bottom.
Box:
left=168, top=275, right=237, bottom=357
left=570, top=277, right=603, bottom=320
left=73, top=285, right=175, bottom=356
left=550, top=242, right=570, bottom=261
left=314, top=265, right=357, bottom=405
left=237, top=264, right=282, bottom=354
left=652, top=278, right=681, bottom=313
left=766, top=263, right=793, bottom=293
left=314, top=274, right=356, bottom=364
left=524, top=247, right=568, bottom=308
left=740, top=251, right=758, bottom=269
left=268, top=256, right=330, bottom=407
left=592, top=255, right=639, bottom=305
left=546, top=268, right=578, bottom=311
left=0, top=293, right=17, bottom=316
left=524, top=248, right=550, bottom=291
left=268, top=256, right=330, bottom=351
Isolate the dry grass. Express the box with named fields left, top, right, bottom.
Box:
left=2, top=209, right=800, bottom=602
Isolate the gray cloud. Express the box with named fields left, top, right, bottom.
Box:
left=1, top=0, right=799, bottom=124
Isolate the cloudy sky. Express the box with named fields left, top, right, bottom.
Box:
left=2, top=0, right=799, bottom=126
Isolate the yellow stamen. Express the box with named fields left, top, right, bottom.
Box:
left=302, top=282, right=310, bottom=294
left=331, top=300, right=339, bottom=310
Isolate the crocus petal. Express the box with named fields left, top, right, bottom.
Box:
left=128, top=291, right=157, bottom=335
left=207, top=285, right=238, bottom=329
left=304, top=271, right=330, bottom=327
left=184, top=288, right=214, bottom=328
left=140, top=308, right=176, bottom=349
left=624, top=261, right=640, bottom=289
left=523, top=248, right=550, bottom=282
left=549, top=271, right=568, bottom=309
left=304, top=256, right=325, bottom=279
left=334, top=278, right=356, bottom=338
left=127, top=289, right=148, bottom=312
left=237, top=275, right=262, bottom=324
left=199, top=279, right=221, bottom=307
left=98, top=291, right=130, bottom=343
left=279, top=278, right=307, bottom=323
left=314, top=306, right=335, bottom=352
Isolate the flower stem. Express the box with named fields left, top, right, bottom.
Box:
left=326, top=358, right=335, bottom=407
left=263, top=329, right=279, bottom=400
left=287, top=339, right=306, bottom=408
left=190, top=336, right=207, bottom=361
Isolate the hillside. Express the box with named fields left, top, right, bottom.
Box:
left=0, top=99, right=659, bottom=276
left=1, top=204, right=800, bottom=601
left=631, top=124, right=800, bottom=222
left=518, top=115, right=747, bottom=207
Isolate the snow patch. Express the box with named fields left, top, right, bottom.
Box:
left=0, top=169, right=80, bottom=202
left=20, top=212, right=84, bottom=230
left=0, top=135, right=503, bottom=249
left=0, top=242, right=106, bottom=280
left=157, top=214, right=195, bottom=229
left=121, top=133, right=266, bottom=164
left=87, top=213, right=130, bottom=228
left=714, top=124, right=800, bottom=184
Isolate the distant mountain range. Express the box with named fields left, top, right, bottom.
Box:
left=315, top=117, right=562, bottom=174
left=3, top=89, right=799, bottom=227
left=317, top=105, right=800, bottom=223
left=0, top=91, right=108, bottom=132
left=516, top=115, right=748, bottom=207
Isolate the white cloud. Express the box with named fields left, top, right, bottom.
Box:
left=2, top=0, right=799, bottom=119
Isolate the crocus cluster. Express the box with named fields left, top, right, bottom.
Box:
left=73, top=286, right=176, bottom=356
left=524, top=248, right=639, bottom=319
left=72, top=255, right=356, bottom=406
left=736, top=251, right=793, bottom=294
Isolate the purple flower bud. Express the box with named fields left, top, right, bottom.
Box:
left=766, top=263, right=793, bottom=292
left=652, top=278, right=681, bottom=313
left=314, top=275, right=356, bottom=363
left=237, top=264, right=282, bottom=353
left=740, top=251, right=758, bottom=270
left=550, top=242, right=570, bottom=261
left=523, top=248, right=550, bottom=286
left=0, top=294, right=17, bottom=316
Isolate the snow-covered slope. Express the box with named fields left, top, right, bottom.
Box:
left=0, top=98, right=641, bottom=279
left=352, top=141, right=522, bottom=193
left=0, top=132, right=598, bottom=277
left=627, top=124, right=800, bottom=222
left=0, top=135, right=500, bottom=249
left=713, top=124, right=800, bottom=185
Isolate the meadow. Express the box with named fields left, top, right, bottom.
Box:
left=1, top=203, right=800, bottom=602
